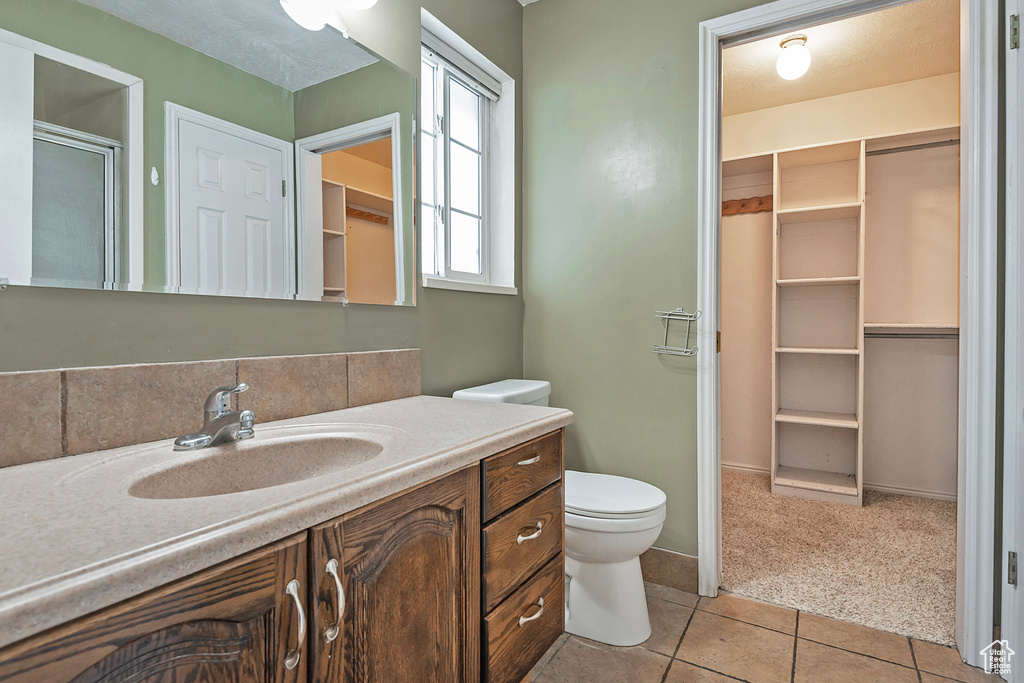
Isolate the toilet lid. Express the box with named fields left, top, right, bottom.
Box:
left=564, top=470, right=667, bottom=519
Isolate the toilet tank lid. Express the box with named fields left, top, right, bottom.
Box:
left=452, top=379, right=551, bottom=404
left=565, top=470, right=667, bottom=517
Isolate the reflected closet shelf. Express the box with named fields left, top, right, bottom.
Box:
left=776, top=409, right=858, bottom=429
left=775, top=347, right=859, bottom=355
left=775, top=466, right=858, bottom=496
left=775, top=202, right=861, bottom=224
left=777, top=276, right=860, bottom=287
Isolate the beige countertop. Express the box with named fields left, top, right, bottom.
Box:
left=0, top=395, right=573, bottom=650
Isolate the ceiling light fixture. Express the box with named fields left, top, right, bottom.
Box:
left=776, top=34, right=811, bottom=80
left=280, top=0, right=379, bottom=32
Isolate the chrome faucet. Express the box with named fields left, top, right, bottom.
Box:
left=173, top=383, right=256, bottom=451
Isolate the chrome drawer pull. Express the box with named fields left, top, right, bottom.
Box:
left=518, top=598, right=545, bottom=627
left=324, top=559, right=344, bottom=643
left=284, top=579, right=306, bottom=670
left=517, top=455, right=541, bottom=466
left=517, top=522, right=544, bottom=545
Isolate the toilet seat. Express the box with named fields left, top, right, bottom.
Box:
left=565, top=470, right=667, bottom=519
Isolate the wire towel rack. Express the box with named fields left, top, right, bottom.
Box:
left=653, top=308, right=701, bottom=357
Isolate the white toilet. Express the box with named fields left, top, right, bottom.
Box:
left=564, top=470, right=666, bottom=646
left=453, top=379, right=668, bottom=648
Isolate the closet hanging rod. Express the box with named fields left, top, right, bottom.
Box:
left=865, top=138, right=960, bottom=157
left=864, top=332, right=959, bottom=340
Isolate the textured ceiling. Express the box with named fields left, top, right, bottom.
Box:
left=74, top=0, right=378, bottom=92
left=722, top=0, right=960, bottom=116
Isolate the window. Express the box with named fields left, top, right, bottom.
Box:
left=419, top=18, right=516, bottom=295
left=421, top=49, right=489, bottom=280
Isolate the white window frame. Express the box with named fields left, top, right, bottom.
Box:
left=422, top=49, right=491, bottom=284
left=420, top=12, right=517, bottom=296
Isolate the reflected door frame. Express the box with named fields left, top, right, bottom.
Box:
left=0, top=27, right=143, bottom=290
left=163, top=102, right=296, bottom=297
left=294, top=112, right=406, bottom=305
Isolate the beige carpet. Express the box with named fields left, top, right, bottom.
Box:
left=721, top=469, right=957, bottom=645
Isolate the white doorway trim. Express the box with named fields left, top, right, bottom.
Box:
left=0, top=27, right=144, bottom=290
left=163, top=102, right=296, bottom=294
left=695, top=0, right=1000, bottom=668
left=294, top=112, right=406, bottom=305
left=1001, top=0, right=1023, bottom=672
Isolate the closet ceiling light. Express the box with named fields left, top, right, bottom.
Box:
left=280, top=0, right=378, bottom=32
left=776, top=35, right=811, bottom=80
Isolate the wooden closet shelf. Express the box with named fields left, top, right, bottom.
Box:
left=775, top=466, right=858, bottom=496
left=323, top=228, right=346, bottom=237
left=777, top=276, right=859, bottom=287
left=776, top=202, right=861, bottom=224
left=775, top=347, right=859, bottom=356
left=776, top=409, right=858, bottom=429
left=323, top=286, right=345, bottom=293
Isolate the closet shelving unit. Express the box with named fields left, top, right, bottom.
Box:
left=320, top=179, right=393, bottom=302
left=771, top=140, right=866, bottom=505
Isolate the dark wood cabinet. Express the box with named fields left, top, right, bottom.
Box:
left=0, top=534, right=308, bottom=683
left=0, top=430, right=567, bottom=683
left=310, top=466, right=481, bottom=683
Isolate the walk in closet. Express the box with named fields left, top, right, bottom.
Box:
left=721, top=128, right=959, bottom=506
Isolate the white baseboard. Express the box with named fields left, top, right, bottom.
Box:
left=723, top=463, right=957, bottom=502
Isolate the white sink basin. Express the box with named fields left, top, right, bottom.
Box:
left=127, top=424, right=395, bottom=499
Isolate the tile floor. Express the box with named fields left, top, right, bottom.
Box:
left=531, top=583, right=1001, bottom=683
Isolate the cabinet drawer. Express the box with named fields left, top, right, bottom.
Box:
left=482, top=430, right=562, bottom=521
left=484, top=557, right=564, bottom=683
left=483, top=483, right=563, bottom=613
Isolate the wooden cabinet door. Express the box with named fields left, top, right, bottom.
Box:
left=0, top=534, right=308, bottom=683
left=310, top=466, right=480, bottom=683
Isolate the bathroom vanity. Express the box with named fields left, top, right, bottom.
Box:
left=0, top=395, right=571, bottom=683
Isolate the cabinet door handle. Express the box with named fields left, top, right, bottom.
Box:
left=517, top=455, right=541, bottom=466
left=284, top=579, right=306, bottom=670
left=516, top=521, right=544, bottom=545
left=518, top=598, right=545, bottom=627
left=324, top=558, right=345, bottom=643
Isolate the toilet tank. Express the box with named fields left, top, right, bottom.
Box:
left=452, top=379, right=552, bottom=407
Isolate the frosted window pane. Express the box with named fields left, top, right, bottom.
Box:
left=420, top=134, right=435, bottom=206
left=450, top=212, right=480, bottom=274
left=421, top=202, right=437, bottom=275
left=420, top=60, right=435, bottom=130
left=449, top=143, right=480, bottom=215
left=449, top=79, right=480, bottom=151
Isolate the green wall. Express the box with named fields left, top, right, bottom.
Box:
left=522, top=0, right=771, bottom=555
left=0, top=0, right=525, bottom=399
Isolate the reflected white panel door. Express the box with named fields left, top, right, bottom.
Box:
left=177, top=119, right=290, bottom=297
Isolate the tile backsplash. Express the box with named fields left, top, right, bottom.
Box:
left=0, top=349, right=421, bottom=468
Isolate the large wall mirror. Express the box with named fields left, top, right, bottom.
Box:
left=0, top=0, right=416, bottom=306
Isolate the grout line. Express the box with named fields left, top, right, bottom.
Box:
left=59, top=370, right=68, bottom=456
left=660, top=606, right=699, bottom=683
left=695, top=607, right=796, bottom=637
left=791, top=612, right=800, bottom=683
left=234, top=360, right=240, bottom=410
left=671, top=658, right=753, bottom=683
left=908, top=638, right=923, bottom=683
left=797, top=636, right=920, bottom=671
left=533, top=634, right=570, bottom=678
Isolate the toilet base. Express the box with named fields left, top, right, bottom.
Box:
left=564, top=555, right=651, bottom=647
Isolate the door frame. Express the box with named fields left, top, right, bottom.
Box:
left=294, top=113, right=407, bottom=305
left=0, top=27, right=144, bottom=290
left=695, top=0, right=1000, bottom=667
left=163, top=102, right=296, bottom=294
left=1001, top=0, right=1023, bottom=672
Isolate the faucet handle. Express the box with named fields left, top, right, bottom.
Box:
left=204, top=383, right=249, bottom=417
